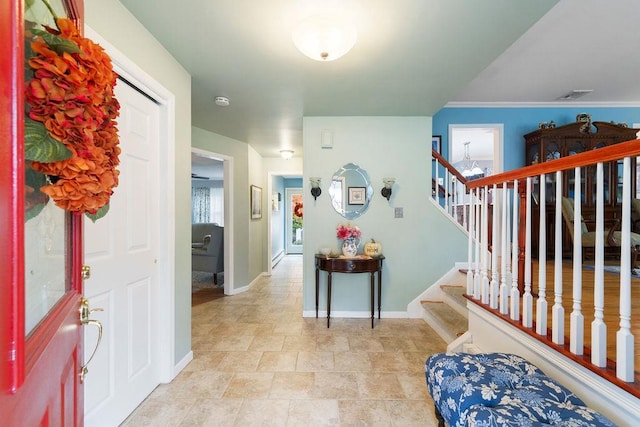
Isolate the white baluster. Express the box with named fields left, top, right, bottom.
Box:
left=510, top=179, right=520, bottom=321
left=617, top=156, right=635, bottom=381
left=481, top=186, right=490, bottom=304
left=435, top=159, right=440, bottom=206
left=570, top=168, right=584, bottom=355
left=490, top=183, right=499, bottom=309
left=536, top=173, right=548, bottom=336
left=592, top=162, right=607, bottom=367
left=452, top=176, right=458, bottom=226
left=474, top=188, right=481, bottom=299
left=500, top=182, right=510, bottom=315
left=466, top=184, right=474, bottom=296
left=444, top=170, right=449, bottom=214
left=523, top=177, right=533, bottom=328
left=552, top=170, right=564, bottom=345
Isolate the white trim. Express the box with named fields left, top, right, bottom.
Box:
left=445, top=101, right=640, bottom=108
left=84, top=26, right=177, bottom=384
left=302, top=310, right=408, bottom=319
left=467, top=304, right=640, bottom=426
left=171, top=351, right=193, bottom=381
left=406, top=266, right=462, bottom=318
left=227, top=272, right=266, bottom=295
left=191, top=148, right=235, bottom=295
left=448, top=123, right=504, bottom=174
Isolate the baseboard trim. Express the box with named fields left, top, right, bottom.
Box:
left=171, top=350, right=193, bottom=382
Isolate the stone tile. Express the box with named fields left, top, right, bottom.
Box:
left=333, top=351, right=372, bottom=372
left=338, top=400, right=392, bottom=426
left=216, top=351, right=263, bottom=372
left=385, top=399, right=439, bottom=426
left=287, top=399, right=340, bottom=426
left=223, top=372, right=274, bottom=398
left=296, top=351, right=334, bottom=371
left=178, top=398, right=242, bottom=427
left=315, top=335, right=350, bottom=352
left=396, top=372, right=431, bottom=401
left=356, top=372, right=406, bottom=399
left=210, top=335, right=255, bottom=351
left=234, top=399, right=290, bottom=426
left=378, top=336, right=419, bottom=352
left=311, top=372, right=360, bottom=399
left=257, top=351, right=298, bottom=372
left=368, top=351, right=410, bottom=372
left=282, top=335, right=316, bottom=351
left=249, top=335, right=285, bottom=351
left=121, top=395, right=194, bottom=426
left=269, top=372, right=314, bottom=399
left=348, top=336, right=385, bottom=352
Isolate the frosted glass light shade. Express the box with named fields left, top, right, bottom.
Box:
left=292, top=14, right=357, bottom=61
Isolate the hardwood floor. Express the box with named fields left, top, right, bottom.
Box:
left=530, top=260, right=640, bottom=378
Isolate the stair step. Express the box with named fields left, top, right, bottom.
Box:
left=440, top=285, right=468, bottom=317
left=421, top=300, right=468, bottom=344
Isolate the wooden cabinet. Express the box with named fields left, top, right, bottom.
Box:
left=524, top=120, right=639, bottom=257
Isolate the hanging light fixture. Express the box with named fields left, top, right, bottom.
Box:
left=292, top=14, right=357, bottom=61
left=461, top=141, right=484, bottom=178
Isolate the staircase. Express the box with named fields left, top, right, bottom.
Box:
left=420, top=270, right=468, bottom=344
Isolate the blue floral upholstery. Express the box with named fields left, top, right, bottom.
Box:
left=425, top=352, right=616, bottom=427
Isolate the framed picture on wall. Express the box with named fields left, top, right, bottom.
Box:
left=432, top=135, right=442, bottom=154
left=348, top=187, right=366, bottom=205
left=251, top=185, right=262, bottom=219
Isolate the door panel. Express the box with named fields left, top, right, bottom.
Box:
left=0, top=1, right=84, bottom=424
left=83, top=79, right=160, bottom=426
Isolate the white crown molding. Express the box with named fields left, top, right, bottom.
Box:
left=444, top=101, right=640, bottom=108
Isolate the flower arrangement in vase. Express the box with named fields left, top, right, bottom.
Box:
left=336, top=223, right=361, bottom=257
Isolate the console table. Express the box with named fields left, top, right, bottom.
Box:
left=314, top=254, right=385, bottom=328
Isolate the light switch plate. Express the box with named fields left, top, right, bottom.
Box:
left=394, top=207, right=403, bottom=218
left=321, top=130, right=333, bottom=148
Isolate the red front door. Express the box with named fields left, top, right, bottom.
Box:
left=0, top=0, right=86, bottom=425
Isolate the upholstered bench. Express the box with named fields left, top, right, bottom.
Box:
left=425, top=352, right=616, bottom=427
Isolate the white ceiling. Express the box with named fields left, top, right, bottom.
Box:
left=120, top=0, right=640, bottom=159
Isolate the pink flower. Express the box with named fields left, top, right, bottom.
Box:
left=336, top=223, right=361, bottom=240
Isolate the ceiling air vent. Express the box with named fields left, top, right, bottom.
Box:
left=556, top=89, right=593, bottom=101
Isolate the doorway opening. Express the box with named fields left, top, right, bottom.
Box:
left=191, top=149, right=234, bottom=296
left=448, top=124, right=503, bottom=177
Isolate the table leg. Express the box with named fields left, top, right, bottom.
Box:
left=327, top=272, right=332, bottom=328
left=370, top=272, right=375, bottom=328
left=378, top=269, right=382, bottom=319
left=315, top=266, right=319, bottom=318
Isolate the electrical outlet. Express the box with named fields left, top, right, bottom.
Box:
left=394, top=207, right=403, bottom=218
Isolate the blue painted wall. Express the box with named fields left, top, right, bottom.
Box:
left=433, top=107, right=640, bottom=172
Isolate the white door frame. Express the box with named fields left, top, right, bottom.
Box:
left=285, top=187, right=304, bottom=255
left=266, top=171, right=302, bottom=276
left=85, top=27, right=176, bottom=382
left=448, top=123, right=504, bottom=174
left=191, top=147, right=235, bottom=295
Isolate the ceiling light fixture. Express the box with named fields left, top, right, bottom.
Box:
left=214, top=96, right=230, bottom=107
left=461, top=142, right=484, bottom=179
left=292, top=14, right=357, bottom=61
left=280, top=149, right=294, bottom=160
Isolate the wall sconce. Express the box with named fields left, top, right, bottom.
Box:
left=381, top=178, right=395, bottom=201
left=310, top=177, right=322, bottom=200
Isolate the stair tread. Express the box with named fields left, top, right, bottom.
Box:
left=421, top=300, right=467, bottom=337
left=441, top=285, right=467, bottom=308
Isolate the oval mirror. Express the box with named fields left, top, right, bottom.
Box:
left=329, top=163, right=374, bottom=220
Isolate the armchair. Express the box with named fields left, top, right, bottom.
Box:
left=192, top=223, right=224, bottom=284
left=561, top=197, right=640, bottom=268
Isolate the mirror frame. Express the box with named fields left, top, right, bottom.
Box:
left=329, top=163, right=374, bottom=220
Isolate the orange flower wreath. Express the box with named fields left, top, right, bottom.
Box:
left=25, top=17, right=120, bottom=216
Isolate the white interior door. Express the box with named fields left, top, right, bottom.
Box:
left=285, top=188, right=303, bottom=254
left=83, top=79, right=161, bottom=426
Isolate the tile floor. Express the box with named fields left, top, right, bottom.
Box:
left=122, top=255, right=445, bottom=426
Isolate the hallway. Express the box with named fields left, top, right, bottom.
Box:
left=122, top=255, right=445, bottom=426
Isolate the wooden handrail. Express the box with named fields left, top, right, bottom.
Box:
left=466, top=138, right=640, bottom=190
left=432, top=149, right=468, bottom=185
